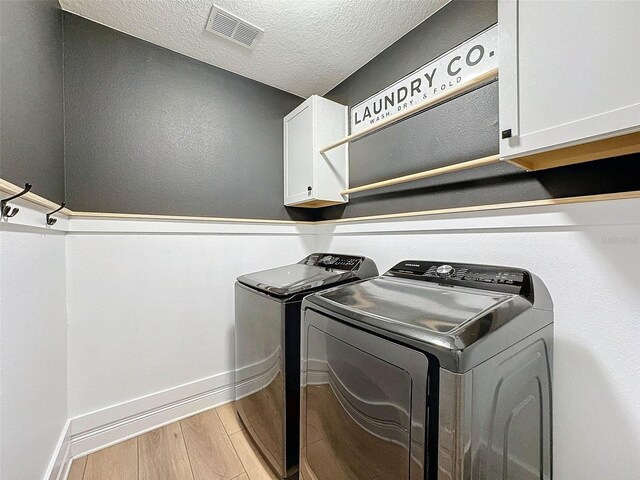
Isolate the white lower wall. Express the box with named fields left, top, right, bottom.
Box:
left=65, top=220, right=315, bottom=427
left=316, top=197, right=640, bottom=479
left=3, top=193, right=639, bottom=479
left=0, top=222, right=68, bottom=480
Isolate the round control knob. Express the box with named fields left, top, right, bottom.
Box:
left=436, top=264, right=455, bottom=277
left=320, top=255, right=334, bottom=265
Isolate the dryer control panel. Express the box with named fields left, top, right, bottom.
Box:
left=386, top=260, right=532, bottom=297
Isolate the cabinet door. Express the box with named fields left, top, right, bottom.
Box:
left=500, top=0, right=640, bottom=159
left=284, top=101, right=315, bottom=205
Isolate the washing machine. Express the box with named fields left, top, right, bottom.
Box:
left=234, top=253, right=378, bottom=479
left=300, top=260, right=553, bottom=480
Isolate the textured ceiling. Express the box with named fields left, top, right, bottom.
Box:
left=58, top=0, right=450, bottom=97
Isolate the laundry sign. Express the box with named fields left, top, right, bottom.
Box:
left=350, top=25, right=499, bottom=134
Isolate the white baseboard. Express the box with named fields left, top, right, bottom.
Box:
left=68, top=371, right=236, bottom=459
left=66, top=360, right=278, bottom=462
left=42, top=419, right=72, bottom=480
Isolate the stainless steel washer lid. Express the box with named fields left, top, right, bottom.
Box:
left=303, top=275, right=522, bottom=341
left=237, top=253, right=378, bottom=298
left=237, top=264, right=359, bottom=297
left=303, top=262, right=553, bottom=373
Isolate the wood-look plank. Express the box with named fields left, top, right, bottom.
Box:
left=216, top=403, right=245, bottom=435
left=83, top=438, right=137, bottom=480
left=230, top=430, right=278, bottom=480
left=67, top=456, right=87, bottom=480
left=138, top=423, right=194, bottom=480
left=181, top=410, right=245, bottom=480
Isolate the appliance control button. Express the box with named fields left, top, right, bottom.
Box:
left=436, top=264, right=455, bottom=277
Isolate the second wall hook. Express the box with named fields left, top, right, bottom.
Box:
left=1, top=183, right=32, bottom=219
left=46, top=202, right=66, bottom=226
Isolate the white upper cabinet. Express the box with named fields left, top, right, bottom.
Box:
left=499, top=0, right=640, bottom=160
left=284, top=95, right=348, bottom=207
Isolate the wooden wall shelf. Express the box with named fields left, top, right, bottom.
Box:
left=334, top=102, right=639, bottom=197
left=507, top=131, right=640, bottom=171
left=342, top=130, right=640, bottom=195
left=1, top=177, right=638, bottom=226
left=0, top=179, right=73, bottom=215
left=319, top=68, right=499, bottom=154
left=341, top=154, right=500, bottom=195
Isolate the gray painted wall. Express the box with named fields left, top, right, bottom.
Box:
left=63, top=13, right=306, bottom=220
left=319, top=0, right=639, bottom=220
left=2, top=2, right=636, bottom=220
left=0, top=0, right=65, bottom=202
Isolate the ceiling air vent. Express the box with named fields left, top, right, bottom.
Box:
left=206, top=5, right=264, bottom=49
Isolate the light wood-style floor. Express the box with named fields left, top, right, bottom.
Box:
left=67, top=403, right=277, bottom=480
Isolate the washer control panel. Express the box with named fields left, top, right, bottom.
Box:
left=302, top=253, right=363, bottom=271
left=386, top=260, right=531, bottom=296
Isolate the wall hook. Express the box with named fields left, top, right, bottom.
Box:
left=1, top=183, right=32, bottom=218
left=46, top=202, right=66, bottom=226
